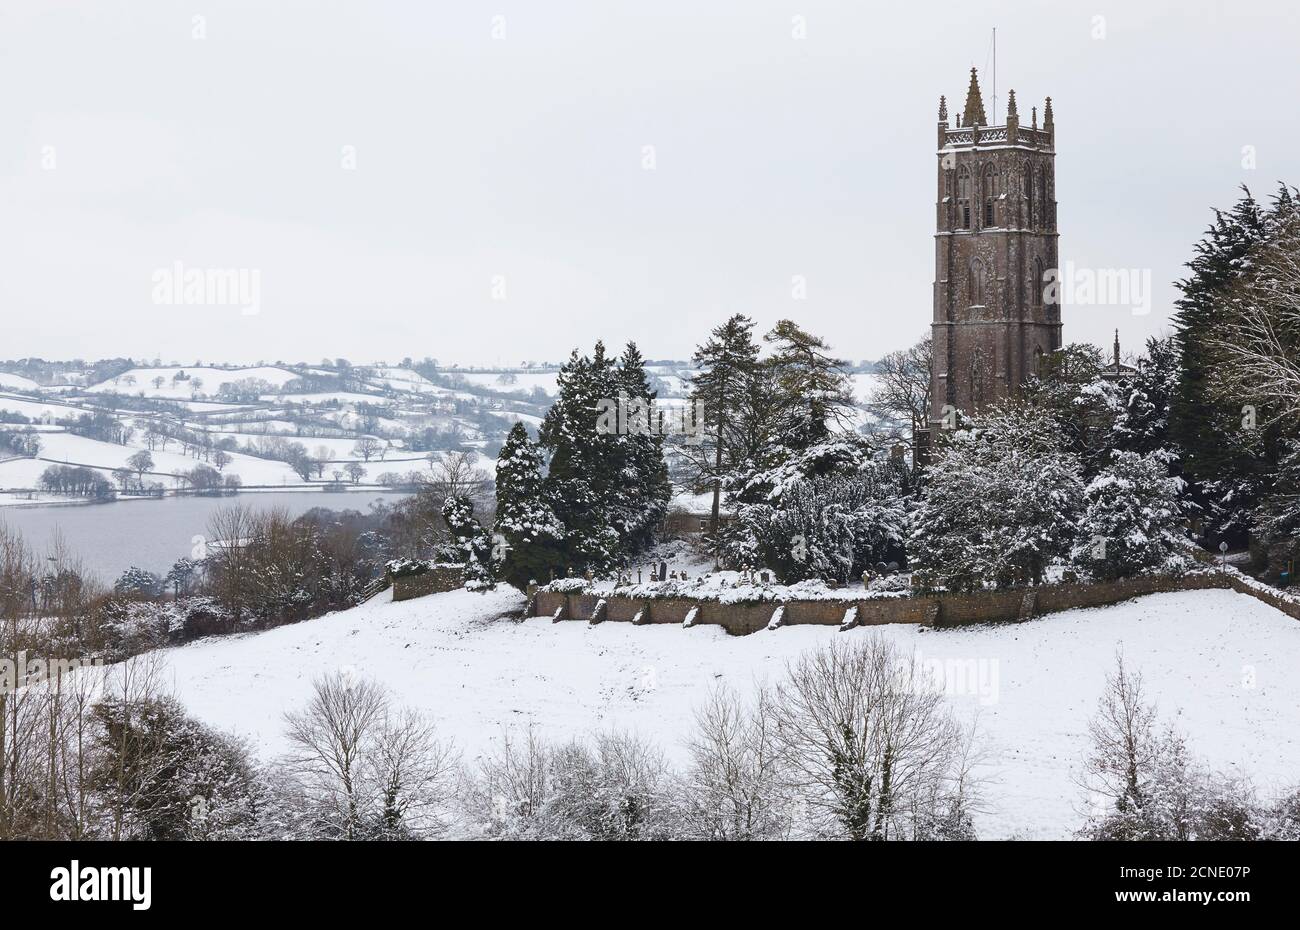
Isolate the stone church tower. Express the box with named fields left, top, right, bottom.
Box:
left=929, top=69, right=1062, bottom=426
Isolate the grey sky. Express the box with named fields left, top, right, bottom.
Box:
left=1, top=0, right=1294, bottom=366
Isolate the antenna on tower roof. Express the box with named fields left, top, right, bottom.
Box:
left=990, top=28, right=997, bottom=125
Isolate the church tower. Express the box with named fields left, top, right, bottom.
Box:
left=929, top=69, right=1062, bottom=427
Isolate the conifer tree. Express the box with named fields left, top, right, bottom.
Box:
left=763, top=320, right=855, bottom=453
left=910, top=404, right=1084, bottom=591
left=686, top=315, right=762, bottom=538
left=493, top=423, right=565, bottom=589
left=614, top=342, right=672, bottom=554
left=441, top=494, right=494, bottom=589
left=1170, top=186, right=1282, bottom=541
left=1070, top=450, right=1187, bottom=581
left=538, top=341, right=670, bottom=574
left=1111, top=336, right=1180, bottom=456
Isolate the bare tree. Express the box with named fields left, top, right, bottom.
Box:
left=868, top=334, right=933, bottom=433
left=352, top=437, right=383, bottom=462
left=462, top=726, right=554, bottom=838
left=769, top=636, right=974, bottom=840
left=282, top=672, right=455, bottom=840
left=1079, top=650, right=1160, bottom=819
left=681, top=685, right=792, bottom=840
left=283, top=673, right=388, bottom=840
left=371, top=707, right=458, bottom=839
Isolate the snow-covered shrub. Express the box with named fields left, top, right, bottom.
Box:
left=723, top=439, right=909, bottom=584
left=386, top=558, right=433, bottom=579
left=1260, top=787, right=1300, bottom=841
left=96, top=599, right=170, bottom=659
left=464, top=728, right=679, bottom=840
left=93, top=696, right=262, bottom=840
left=867, top=573, right=911, bottom=594
left=165, top=596, right=235, bottom=640
left=1070, top=449, right=1188, bottom=580
left=113, top=566, right=163, bottom=599
left=441, top=495, right=495, bottom=590
left=541, top=577, right=589, bottom=593
left=910, top=404, right=1084, bottom=591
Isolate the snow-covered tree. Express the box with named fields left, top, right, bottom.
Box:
left=1079, top=653, right=1260, bottom=841
left=685, top=314, right=762, bottom=539
left=1070, top=450, right=1187, bottom=580
left=611, top=342, right=672, bottom=554
left=730, top=458, right=909, bottom=583
left=93, top=696, right=262, bottom=840
left=113, top=566, right=163, bottom=599
left=165, top=557, right=202, bottom=598
left=1172, top=186, right=1297, bottom=544
left=493, top=423, right=565, bottom=588
left=763, top=319, right=856, bottom=453
left=1254, top=440, right=1300, bottom=575
left=538, top=341, right=670, bottom=575
left=1111, top=335, right=1180, bottom=455
left=441, top=494, right=493, bottom=590
left=910, top=404, right=1084, bottom=591
left=1021, top=342, right=1120, bottom=477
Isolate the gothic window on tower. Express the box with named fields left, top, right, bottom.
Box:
left=969, top=258, right=986, bottom=307
left=983, top=165, right=998, bottom=228
left=1024, top=166, right=1034, bottom=226
left=1034, top=257, right=1047, bottom=309
left=957, top=167, right=971, bottom=229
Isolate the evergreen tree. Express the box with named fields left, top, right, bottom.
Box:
left=441, top=494, right=494, bottom=589
left=763, top=320, right=855, bottom=453
left=538, top=346, right=622, bottom=573
left=1070, top=450, right=1187, bottom=581
left=1170, top=186, right=1283, bottom=543
left=493, top=423, right=566, bottom=589
left=537, top=341, right=670, bottom=575
left=910, top=404, right=1084, bottom=591
left=1254, top=441, right=1300, bottom=577
left=687, top=315, right=761, bottom=539
left=1021, top=342, right=1119, bottom=477
left=613, top=342, right=672, bottom=554
left=1111, top=336, right=1180, bottom=455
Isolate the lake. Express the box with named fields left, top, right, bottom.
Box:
left=0, top=490, right=409, bottom=583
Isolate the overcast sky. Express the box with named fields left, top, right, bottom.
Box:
left=1, top=0, right=1294, bottom=366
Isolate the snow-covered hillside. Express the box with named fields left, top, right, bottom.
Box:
left=0, top=372, right=42, bottom=392
left=86, top=366, right=302, bottom=399
left=148, top=586, right=1300, bottom=839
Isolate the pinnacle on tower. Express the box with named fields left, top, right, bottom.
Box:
left=938, top=95, right=948, bottom=122
left=1043, top=96, right=1054, bottom=128
left=962, top=67, right=987, bottom=127
left=1114, top=330, right=1121, bottom=367
left=1006, top=88, right=1018, bottom=118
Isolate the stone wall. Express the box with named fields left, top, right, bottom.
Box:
left=531, top=571, right=1252, bottom=636
left=392, top=566, right=464, bottom=601
left=1225, top=575, right=1300, bottom=622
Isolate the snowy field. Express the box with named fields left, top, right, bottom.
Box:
left=0, top=372, right=43, bottom=391
left=146, top=586, right=1300, bottom=839
left=86, top=366, right=302, bottom=399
